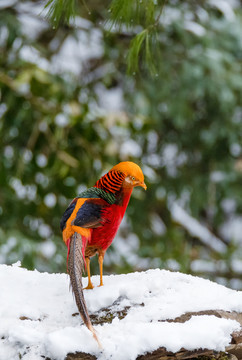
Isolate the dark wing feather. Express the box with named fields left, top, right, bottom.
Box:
left=60, top=199, right=77, bottom=231
left=72, top=200, right=105, bottom=229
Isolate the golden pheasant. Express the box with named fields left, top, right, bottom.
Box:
left=60, top=161, right=146, bottom=345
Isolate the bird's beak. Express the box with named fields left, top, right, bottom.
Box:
left=139, top=182, right=147, bottom=190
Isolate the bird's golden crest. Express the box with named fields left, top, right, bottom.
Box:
left=111, top=161, right=145, bottom=184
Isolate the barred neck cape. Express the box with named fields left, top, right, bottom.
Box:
left=94, top=170, right=126, bottom=194
left=77, top=170, right=126, bottom=205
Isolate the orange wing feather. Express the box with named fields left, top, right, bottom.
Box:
left=62, top=198, right=92, bottom=244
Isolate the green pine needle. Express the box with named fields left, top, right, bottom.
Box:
left=145, top=31, right=157, bottom=75
left=44, top=0, right=163, bottom=75
left=109, top=0, right=135, bottom=29
left=127, top=29, right=157, bottom=75
left=127, top=29, right=148, bottom=73
left=44, top=0, right=76, bottom=26
left=109, top=0, right=156, bottom=29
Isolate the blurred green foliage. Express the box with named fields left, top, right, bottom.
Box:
left=1, top=0, right=242, bottom=287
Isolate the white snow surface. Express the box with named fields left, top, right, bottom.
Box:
left=1, top=263, right=241, bottom=360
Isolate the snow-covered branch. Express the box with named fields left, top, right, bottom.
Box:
left=1, top=263, right=241, bottom=359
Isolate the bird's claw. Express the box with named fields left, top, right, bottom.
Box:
left=84, top=283, right=94, bottom=290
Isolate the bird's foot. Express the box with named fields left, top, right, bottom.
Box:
left=98, top=282, right=104, bottom=287
left=84, top=283, right=94, bottom=290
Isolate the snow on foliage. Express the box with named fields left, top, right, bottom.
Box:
left=0, top=263, right=241, bottom=360
left=170, top=202, right=227, bottom=254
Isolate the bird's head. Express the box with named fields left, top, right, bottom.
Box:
left=111, top=161, right=147, bottom=190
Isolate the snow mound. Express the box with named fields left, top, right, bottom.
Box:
left=0, top=263, right=241, bottom=360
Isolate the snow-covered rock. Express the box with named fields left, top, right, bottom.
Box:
left=0, top=263, right=241, bottom=360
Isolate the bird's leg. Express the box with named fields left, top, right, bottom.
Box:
left=98, top=253, right=104, bottom=287
left=84, top=257, right=94, bottom=290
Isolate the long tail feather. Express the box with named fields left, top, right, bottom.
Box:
left=68, top=232, right=102, bottom=348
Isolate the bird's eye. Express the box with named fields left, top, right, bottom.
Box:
left=132, top=176, right=135, bottom=181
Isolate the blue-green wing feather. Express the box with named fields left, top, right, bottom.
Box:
left=78, top=187, right=116, bottom=204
